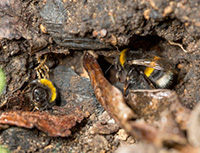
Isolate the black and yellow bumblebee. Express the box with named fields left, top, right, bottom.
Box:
left=115, top=49, right=177, bottom=93
left=29, top=79, right=57, bottom=110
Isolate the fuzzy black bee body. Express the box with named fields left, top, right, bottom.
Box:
left=115, top=49, right=177, bottom=93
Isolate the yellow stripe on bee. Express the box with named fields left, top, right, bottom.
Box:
left=144, top=67, right=154, bottom=77
left=39, top=79, right=57, bottom=103
left=119, top=49, right=128, bottom=67
left=144, top=56, right=159, bottom=77
left=153, top=56, right=160, bottom=60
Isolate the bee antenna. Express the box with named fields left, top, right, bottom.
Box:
left=105, top=64, right=114, bottom=74
left=114, top=46, right=120, bottom=53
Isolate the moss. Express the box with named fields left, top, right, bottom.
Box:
left=0, top=68, right=6, bottom=96
left=0, top=146, right=10, bottom=153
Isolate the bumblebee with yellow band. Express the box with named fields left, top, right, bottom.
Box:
left=116, top=49, right=177, bottom=93
left=30, top=78, right=57, bottom=110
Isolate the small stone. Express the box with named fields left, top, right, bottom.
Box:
left=117, top=129, right=129, bottom=141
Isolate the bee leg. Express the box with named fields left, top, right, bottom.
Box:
left=139, top=71, right=156, bottom=89
left=39, top=68, right=45, bottom=78
left=22, top=84, right=31, bottom=93
left=32, top=105, right=40, bottom=111
left=43, top=64, right=49, bottom=79
left=35, top=55, right=49, bottom=79
left=35, top=56, right=43, bottom=79
left=123, top=68, right=136, bottom=96
left=35, top=68, right=42, bottom=79
left=123, top=84, right=128, bottom=96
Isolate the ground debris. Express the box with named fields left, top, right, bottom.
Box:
left=188, top=103, right=200, bottom=147
left=126, top=89, right=191, bottom=130
left=0, top=0, right=23, bottom=40
left=40, top=0, right=113, bottom=50
left=89, top=111, right=119, bottom=135
left=0, top=0, right=49, bottom=53
left=0, top=107, right=84, bottom=137
left=38, top=0, right=200, bottom=48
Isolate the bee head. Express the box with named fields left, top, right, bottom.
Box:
left=29, top=79, right=57, bottom=110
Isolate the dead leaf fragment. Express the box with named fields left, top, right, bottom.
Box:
left=0, top=107, right=84, bottom=137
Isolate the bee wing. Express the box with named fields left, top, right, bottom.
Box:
left=127, top=59, right=165, bottom=71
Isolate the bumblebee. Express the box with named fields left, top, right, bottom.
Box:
left=29, top=79, right=57, bottom=110
left=115, top=49, right=177, bottom=93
